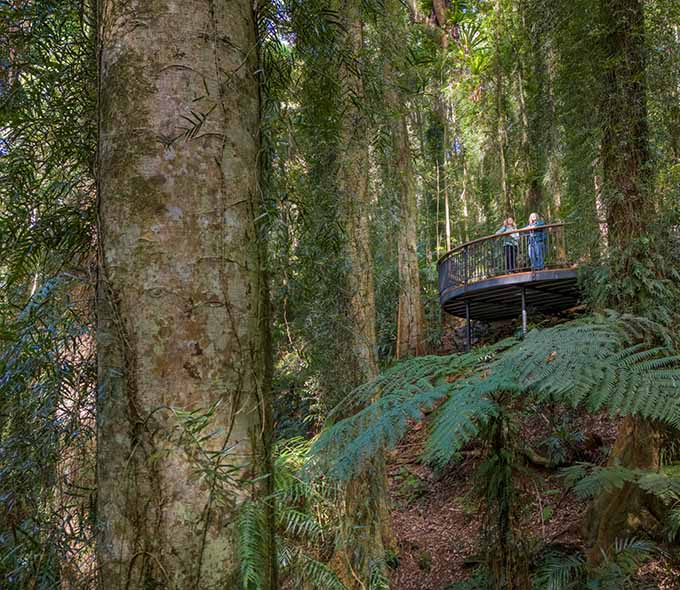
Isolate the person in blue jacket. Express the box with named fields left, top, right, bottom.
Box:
left=525, top=212, right=546, bottom=270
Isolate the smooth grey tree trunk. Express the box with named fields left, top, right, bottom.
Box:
left=96, top=1, right=274, bottom=588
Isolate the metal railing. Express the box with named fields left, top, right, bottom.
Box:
left=437, top=223, right=576, bottom=294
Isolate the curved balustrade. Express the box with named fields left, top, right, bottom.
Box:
left=437, top=223, right=582, bottom=329
left=438, top=223, right=575, bottom=298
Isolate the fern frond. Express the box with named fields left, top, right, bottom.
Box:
left=331, top=341, right=513, bottom=419
left=239, top=500, right=267, bottom=590
left=278, top=507, right=325, bottom=542
left=563, top=464, right=636, bottom=498
left=299, top=552, right=346, bottom=589
left=311, top=314, right=680, bottom=480
left=636, top=472, right=680, bottom=503
left=310, top=384, right=451, bottom=479
left=368, top=563, right=390, bottom=590
left=533, top=552, right=585, bottom=590
left=278, top=542, right=345, bottom=590
left=606, top=537, right=656, bottom=571
left=424, top=380, right=501, bottom=466
left=562, top=463, right=680, bottom=504
left=308, top=343, right=512, bottom=479
left=667, top=506, right=680, bottom=541
left=274, top=437, right=338, bottom=506
left=504, top=320, right=680, bottom=426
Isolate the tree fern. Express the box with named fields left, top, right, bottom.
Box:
left=562, top=463, right=680, bottom=504
left=310, top=341, right=515, bottom=478
left=309, top=314, right=680, bottom=480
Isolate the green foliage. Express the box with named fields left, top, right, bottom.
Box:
left=581, top=231, right=680, bottom=326
left=311, top=315, right=680, bottom=482
left=240, top=438, right=345, bottom=590
left=563, top=463, right=680, bottom=504
left=533, top=539, right=657, bottom=590
left=309, top=314, right=680, bottom=587
left=667, top=506, right=680, bottom=542
left=239, top=501, right=269, bottom=590
left=368, top=564, right=391, bottom=590
left=309, top=341, right=514, bottom=479
left=0, top=1, right=96, bottom=588
left=540, top=412, right=586, bottom=466
left=532, top=552, right=585, bottom=590
left=448, top=569, right=493, bottom=590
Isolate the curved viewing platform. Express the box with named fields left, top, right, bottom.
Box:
left=437, top=223, right=581, bottom=325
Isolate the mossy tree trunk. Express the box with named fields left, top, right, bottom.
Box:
left=587, top=0, right=661, bottom=560
left=329, top=1, right=394, bottom=585
left=383, top=0, right=426, bottom=359
left=599, top=0, right=651, bottom=252
left=96, top=1, right=274, bottom=588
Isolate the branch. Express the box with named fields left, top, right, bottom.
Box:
left=404, top=0, right=451, bottom=47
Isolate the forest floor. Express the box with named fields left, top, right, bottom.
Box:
left=386, top=409, right=680, bottom=590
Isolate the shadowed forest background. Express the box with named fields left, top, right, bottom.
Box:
left=1, top=0, right=680, bottom=589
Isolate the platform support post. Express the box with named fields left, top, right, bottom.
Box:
left=465, top=301, right=472, bottom=352
left=521, top=287, right=528, bottom=338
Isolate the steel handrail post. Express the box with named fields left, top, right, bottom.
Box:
left=463, top=245, right=469, bottom=287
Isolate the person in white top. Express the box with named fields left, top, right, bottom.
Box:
left=495, top=217, right=519, bottom=273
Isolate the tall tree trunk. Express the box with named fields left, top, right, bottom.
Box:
left=587, top=0, right=659, bottom=561
left=96, top=2, right=274, bottom=588
left=516, top=57, right=542, bottom=215
left=393, top=112, right=427, bottom=358
left=328, top=3, right=393, bottom=586
left=384, top=0, right=426, bottom=359
left=434, top=93, right=453, bottom=252
left=495, top=0, right=512, bottom=217
left=599, top=0, right=651, bottom=252
left=460, top=144, right=472, bottom=242
left=436, top=161, right=441, bottom=253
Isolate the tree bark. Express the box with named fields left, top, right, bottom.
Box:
left=494, top=0, right=512, bottom=217
left=587, top=418, right=664, bottom=557
left=384, top=0, right=427, bottom=359
left=330, top=2, right=393, bottom=585
left=96, top=1, right=274, bottom=588
left=599, top=0, right=651, bottom=252
left=587, top=0, right=659, bottom=561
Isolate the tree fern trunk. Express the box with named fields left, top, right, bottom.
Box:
left=96, top=1, right=274, bottom=588
left=587, top=418, right=663, bottom=557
